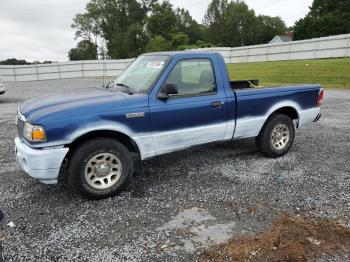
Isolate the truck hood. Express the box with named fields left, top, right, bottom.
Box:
left=20, top=88, right=148, bottom=123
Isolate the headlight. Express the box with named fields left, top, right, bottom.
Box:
left=23, top=122, right=47, bottom=142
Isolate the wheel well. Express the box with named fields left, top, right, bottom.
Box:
left=258, top=106, right=299, bottom=136
left=271, top=107, right=299, bottom=121
left=65, top=130, right=140, bottom=162
left=58, top=130, right=140, bottom=185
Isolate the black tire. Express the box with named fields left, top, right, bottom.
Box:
left=68, top=138, right=134, bottom=199
left=255, top=114, right=295, bottom=158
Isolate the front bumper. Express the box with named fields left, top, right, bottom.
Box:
left=14, top=137, right=69, bottom=184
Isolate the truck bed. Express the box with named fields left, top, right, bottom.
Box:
left=230, top=80, right=259, bottom=89
left=231, top=83, right=321, bottom=139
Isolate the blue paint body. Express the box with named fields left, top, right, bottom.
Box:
left=18, top=51, right=321, bottom=164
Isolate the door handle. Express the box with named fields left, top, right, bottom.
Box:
left=211, top=101, right=224, bottom=108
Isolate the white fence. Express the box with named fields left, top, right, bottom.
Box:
left=1, top=34, right=349, bottom=82
left=196, top=33, right=350, bottom=64
left=0, top=59, right=134, bottom=82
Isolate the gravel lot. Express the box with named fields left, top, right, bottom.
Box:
left=0, top=79, right=349, bottom=261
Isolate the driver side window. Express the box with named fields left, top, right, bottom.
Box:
left=166, top=59, right=216, bottom=96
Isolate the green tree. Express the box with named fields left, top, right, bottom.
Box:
left=175, top=8, right=205, bottom=44
left=71, top=0, right=102, bottom=46
left=204, top=0, right=288, bottom=46
left=100, top=0, right=152, bottom=58
left=193, top=40, right=214, bottom=48
left=223, top=1, right=259, bottom=46
left=293, top=0, right=350, bottom=40
left=0, top=59, right=30, bottom=65
left=68, top=40, right=98, bottom=60
left=171, top=32, right=189, bottom=49
left=70, top=0, right=211, bottom=57
left=205, top=0, right=261, bottom=46
left=147, top=1, right=177, bottom=40
left=72, top=0, right=153, bottom=59
left=146, top=35, right=171, bottom=52
left=124, top=24, right=149, bottom=58
left=257, top=16, right=287, bottom=44
left=203, top=0, right=228, bottom=46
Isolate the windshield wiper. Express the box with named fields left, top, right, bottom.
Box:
left=115, top=83, right=134, bottom=95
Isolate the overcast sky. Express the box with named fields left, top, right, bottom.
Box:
left=0, top=0, right=313, bottom=62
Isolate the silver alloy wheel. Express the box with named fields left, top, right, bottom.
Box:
left=84, top=153, right=122, bottom=190
left=271, top=124, right=290, bottom=150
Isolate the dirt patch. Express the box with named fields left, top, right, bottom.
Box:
left=202, top=214, right=350, bottom=261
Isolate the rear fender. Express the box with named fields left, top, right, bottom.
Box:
left=234, top=100, right=301, bottom=139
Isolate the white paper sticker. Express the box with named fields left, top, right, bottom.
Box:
left=146, top=61, right=165, bottom=69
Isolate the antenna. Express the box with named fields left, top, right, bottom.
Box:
left=103, top=58, right=106, bottom=88
left=102, top=38, right=106, bottom=87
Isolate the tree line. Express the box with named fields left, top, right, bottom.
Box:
left=69, top=0, right=349, bottom=61
left=2, top=0, right=348, bottom=64
left=69, top=0, right=288, bottom=60
left=293, top=0, right=350, bottom=40
left=0, top=0, right=344, bottom=65
left=0, top=59, right=53, bottom=65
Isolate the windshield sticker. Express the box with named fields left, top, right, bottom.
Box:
left=146, top=61, right=165, bottom=69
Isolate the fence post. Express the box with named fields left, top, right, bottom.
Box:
left=35, top=65, right=39, bottom=81
left=125, top=59, right=128, bottom=75
left=104, top=60, right=106, bottom=79
left=246, top=47, right=249, bottom=63
left=58, top=64, right=61, bottom=80
left=13, top=67, right=16, bottom=82
left=346, top=35, right=350, bottom=57
left=81, top=62, right=85, bottom=78
left=288, top=41, right=292, bottom=60
left=266, top=44, right=270, bottom=62
left=102, top=59, right=106, bottom=86
left=314, top=39, right=318, bottom=59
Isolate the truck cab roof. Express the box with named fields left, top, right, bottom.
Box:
left=143, top=51, right=221, bottom=57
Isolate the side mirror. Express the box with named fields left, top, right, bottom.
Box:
left=158, top=82, right=178, bottom=100
left=104, top=80, right=114, bottom=89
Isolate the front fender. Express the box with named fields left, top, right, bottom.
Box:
left=65, top=121, right=155, bottom=160
left=29, top=117, right=155, bottom=160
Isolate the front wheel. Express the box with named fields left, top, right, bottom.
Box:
left=68, top=138, right=134, bottom=199
left=255, top=114, right=295, bottom=158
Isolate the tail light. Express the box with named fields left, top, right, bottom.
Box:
left=317, top=89, right=324, bottom=107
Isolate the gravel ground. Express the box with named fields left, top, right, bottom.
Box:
left=0, top=79, right=349, bottom=261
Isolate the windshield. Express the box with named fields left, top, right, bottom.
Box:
left=115, top=55, right=170, bottom=93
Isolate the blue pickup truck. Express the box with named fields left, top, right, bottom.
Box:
left=15, top=51, right=323, bottom=199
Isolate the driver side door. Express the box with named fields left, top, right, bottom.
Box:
left=149, top=58, right=228, bottom=155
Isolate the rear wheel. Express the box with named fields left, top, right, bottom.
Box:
left=256, top=114, right=295, bottom=158
left=68, top=138, right=133, bottom=199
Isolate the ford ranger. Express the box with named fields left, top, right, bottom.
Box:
left=15, top=51, right=323, bottom=199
